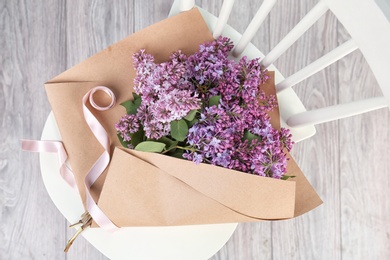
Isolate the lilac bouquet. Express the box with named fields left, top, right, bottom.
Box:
left=116, top=37, right=293, bottom=179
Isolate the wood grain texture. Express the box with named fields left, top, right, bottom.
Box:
left=0, top=0, right=67, bottom=259
left=1, top=0, right=389, bottom=259
left=337, top=25, right=390, bottom=260
left=64, top=1, right=134, bottom=259
left=268, top=1, right=342, bottom=259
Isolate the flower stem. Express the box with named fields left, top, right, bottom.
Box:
left=176, top=146, right=197, bottom=152
left=162, top=145, right=197, bottom=154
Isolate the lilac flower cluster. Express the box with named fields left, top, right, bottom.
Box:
left=116, top=50, right=201, bottom=140
left=115, top=114, right=140, bottom=142
left=116, top=36, right=294, bottom=179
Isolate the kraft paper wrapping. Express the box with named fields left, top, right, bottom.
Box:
left=44, top=8, right=322, bottom=227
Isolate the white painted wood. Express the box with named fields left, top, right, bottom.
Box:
left=213, top=0, right=235, bottom=39
left=276, top=39, right=358, bottom=93
left=325, top=0, right=390, bottom=108
left=270, top=2, right=341, bottom=259
left=179, top=0, right=195, bottom=12
left=183, top=0, right=317, bottom=142
left=40, top=112, right=238, bottom=260
left=232, top=0, right=276, bottom=57
left=376, top=0, right=390, bottom=21
left=194, top=3, right=274, bottom=258
left=260, top=0, right=329, bottom=68
left=287, top=97, right=388, bottom=128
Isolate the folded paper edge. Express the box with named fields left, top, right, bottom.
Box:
left=96, top=147, right=298, bottom=227
left=114, top=147, right=297, bottom=220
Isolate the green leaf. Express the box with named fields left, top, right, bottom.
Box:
left=184, top=109, right=198, bottom=121
left=170, top=119, right=188, bottom=141
left=209, top=95, right=221, bottom=107
left=169, top=149, right=184, bottom=159
left=120, top=93, right=142, bottom=115
left=134, top=141, right=166, bottom=153
left=130, top=128, right=145, bottom=148
left=158, top=136, right=177, bottom=147
left=281, top=175, right=296, bottom=180
left=120, top=100, right=133, bottom=113
left=117, top=133, right=131, bottom=148
left=243, top=130, right=261, bottom=142
left=132, top=93, right=141, bottom=101
left=186, top=118, right=198, bottom=128
left=158, top=137, right=178, bottom=153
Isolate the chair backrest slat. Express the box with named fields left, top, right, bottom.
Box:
left=170, top=0, right=390, bottom=140
left=261, top=0, right=329, bottom=68
left=179, top=0, right=195, bottom=12
left=213, top=0, right=236, bottom=39
left=325, top=0, right=390, bottom=108
left=287, top=97, right=388, bottom=128
left=276, top=39, right=358, bottom=93
left=232, top=0, right=277, bottom=57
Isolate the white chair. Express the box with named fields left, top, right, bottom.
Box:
left=169, top=0, right=390, bottom=142
left=38, top=1, right=390, bottom=259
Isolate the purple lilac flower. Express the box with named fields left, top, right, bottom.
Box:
left=115, top=114, right=140, bottom=148
left=130, top=49, right=201, bottom=139
left=183, top=37, right=293, bottom=178
left=117, top=36, right=294, bottom=179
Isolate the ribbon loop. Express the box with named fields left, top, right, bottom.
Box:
left=89, top=86, right=116, bottom=111
left=22, top=86, right=120, bottom=231
left=82, top=86, right=119, bottom=231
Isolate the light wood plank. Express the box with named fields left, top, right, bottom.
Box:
left=0, top=0, right=67, bottom=259
left=65, top=0, right=134, bottom=69
left=212, top=222, right=272, bottom=260
left=338, top=26, right=390, bottom=260
left=64, top=0, right=134, bottom=258
left=134, top=0, right=172, bottom=32
left=270, top=0, right=341, bottom=259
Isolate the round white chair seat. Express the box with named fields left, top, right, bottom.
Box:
left=40, top=112, right=238, bottom=260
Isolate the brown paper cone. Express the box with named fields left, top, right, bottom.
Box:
left=45, top=9, right=215, bottom=203
left=44, top=8, right=322, bottom=227
left=97, top=147, right=295, bottom=227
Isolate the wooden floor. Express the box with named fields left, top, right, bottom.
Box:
left=1, top=0, right=389, bottom=259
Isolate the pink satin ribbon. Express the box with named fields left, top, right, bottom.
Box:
left=22, top=86, right=119, bottom=231
left=88, top=86, right=117, bottom=111
left=82, top=86, right=119, bottom=231
left=21, top=140, right=78, bottom=191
